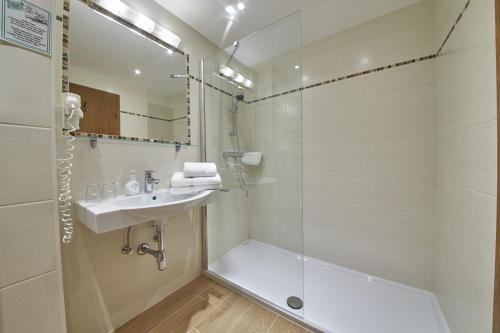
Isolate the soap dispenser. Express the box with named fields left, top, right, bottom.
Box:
left=125, top=171, right=141, bottom=196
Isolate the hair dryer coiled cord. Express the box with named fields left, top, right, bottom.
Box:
left=57, top=109, right=76, bottom=244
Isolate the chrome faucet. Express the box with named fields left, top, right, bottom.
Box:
left=144, top=170, right=160, bottom=193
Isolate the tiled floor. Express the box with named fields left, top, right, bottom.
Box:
left=116, top=275, right=312, bottom=333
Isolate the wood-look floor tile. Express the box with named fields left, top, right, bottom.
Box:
left=150, top=296, right=216, bottom=333
left=195, top=292, right=251, bottom=333
left=228, top=303, right=277, bottom=333
left=267, top=316, right=308, bottom=333
left=116, top=276, right=213, bottom=333
left=199, top=283, right=232, bottom=306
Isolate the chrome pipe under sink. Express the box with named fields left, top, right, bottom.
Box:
left=137, top=222, right=166, bottom=271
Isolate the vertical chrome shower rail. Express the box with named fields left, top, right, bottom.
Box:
left=199, top=59, right=208, bottom=270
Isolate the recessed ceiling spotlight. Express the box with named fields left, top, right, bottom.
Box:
left=294, top=65, right=300, bottom=69
left=134, top=69, right=141, bottom=75
left=225, top=5, right=237, bottom=15
left=167, top=49, right=174, bottom=55
left=237, top=2, right=245, bottom=10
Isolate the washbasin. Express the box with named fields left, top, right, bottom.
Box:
left=75, top=188, right=218, bottom=233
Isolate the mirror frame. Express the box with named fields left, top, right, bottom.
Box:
left=61, top=0, right=192, bottom=145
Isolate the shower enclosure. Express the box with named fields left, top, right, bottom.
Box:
left=201, top=7, right=451, bottom=333
left=202, top=11, right=305, bottom=317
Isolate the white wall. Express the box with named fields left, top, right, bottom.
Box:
left=0, top=0, right=66, bottom=331
left=434, top=0, right=497, bottom=332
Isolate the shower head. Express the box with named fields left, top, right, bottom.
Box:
left=225, top=40, right=240, bottom=67
left=235, top=93, right=244, bottom=101
left=230, top=93, right=244, bottom=113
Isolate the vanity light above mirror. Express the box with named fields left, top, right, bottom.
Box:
left=95, top=0, right=182, bottom=51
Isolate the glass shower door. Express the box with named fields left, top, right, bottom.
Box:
left=203, top=12, right=304, bottom=318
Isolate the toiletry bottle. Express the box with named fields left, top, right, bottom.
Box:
left=125, top=171, right=141, bottom=196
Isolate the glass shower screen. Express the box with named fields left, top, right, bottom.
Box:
left=202, top=12, right=304, bottom=318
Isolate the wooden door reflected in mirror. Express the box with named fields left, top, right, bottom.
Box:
left=69, top=83, right=120, bottom=136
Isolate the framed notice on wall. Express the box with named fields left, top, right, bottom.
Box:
left=0, top=0, right=51, bottom=55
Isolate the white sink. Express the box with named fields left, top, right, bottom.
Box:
left=75, top=188, right=218, bottom=233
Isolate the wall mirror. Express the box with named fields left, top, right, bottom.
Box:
left=66, top=0, right=190, bottom=144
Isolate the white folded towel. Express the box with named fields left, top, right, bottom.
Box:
left=184, top=162, right=217, bottom=178
left=171, top=172, right=221, bottom=188
left=170, top=184, right=218, bottom=195
left=241, top=152, right=262, bottom=166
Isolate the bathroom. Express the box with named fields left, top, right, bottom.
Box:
left=0, top=0, right=498, bottom=332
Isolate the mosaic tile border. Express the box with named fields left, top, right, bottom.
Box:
left=246, top=54, right=437, bottom=104
left=61, top=0, right=192, bottom=146
left=436, top=0, right=470, bottom=56
left=241, top=0, right=471, bottom=104
left=121, top=111, right=188, bottom=123
left=72, top=131, right=187, bottom=145
left=62, top=0, right=69, bottom=93
left=189, top=74, right=233, bottom=98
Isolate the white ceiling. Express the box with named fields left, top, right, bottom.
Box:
left=70, top=0, right=187, bottom=97
left=154, top=0, right=422, bottom=50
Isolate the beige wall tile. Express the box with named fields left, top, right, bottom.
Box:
left=0, top=271, right=64, bottom=333
left=0, top=45, right=52, bottom=127
left=302, top=81, right=347, bottom=119
left=347, top=176, right=434, bottom=219
left=347, top=99, right=435, bottom=143
left=0, top=201, right=58, bottom=288
left=343, top=13, right=434, bottom=74
left=0, top=125, right=53, bottom=205
left=434, top=0, right=496, bottom=330
left=433, top=266, right=482, bottom=333
left=347, top=140, right=435, bottom=178
left=435, top=232, right=494, bottom=332
left=439, top=121, right=497, bottom=196
left=303, top=144, right=347, bottom=177
left=436, top=183, right=496, bottom=271
left=347, top=62, right=435, bottom=110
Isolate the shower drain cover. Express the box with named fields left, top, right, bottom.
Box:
left=287, top=296, right=303, bottom=309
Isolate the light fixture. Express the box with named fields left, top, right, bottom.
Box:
left=132, top=13, right=155, bottom=33
left=217, top=65, right=254, bottom=90
left=225, top=5, right=237, bottom=15
left=244, top=79, right=254, bottom=88
left=98, top=0, right=128, bottom=16
left=155, top=25, right=182, bottom=49
left=220, top=65, right=235, bottom=77
left=167, top=49, right=174, bottom=55
left=134, top=69, right=141, bottom=75
left=237, top=2, right=245, bottom=10
left=234, top=73, right=245, bottom=83
left=213, top=72, right=244, bottom=89
left=294, top=65, right=300, bottom=69
left=96, top=0, right=182, bottom=49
